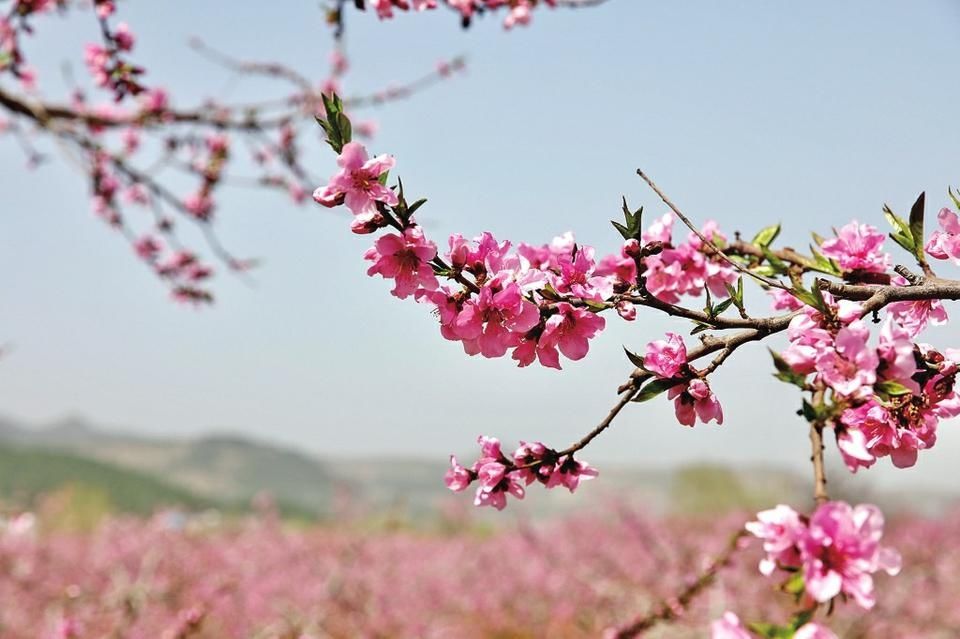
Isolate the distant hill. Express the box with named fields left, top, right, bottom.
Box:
left=0, top=443, right=216, bottom=515
left=0, top=416, right=338, bottom=514
left=0, top=415, right=954, bottom=519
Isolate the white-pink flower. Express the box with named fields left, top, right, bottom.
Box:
left=644, top=332, right=687, bottom=379
left=794, top=623, right=839, bottom=639
left=364, top=226, right=438, bottom=299
left=313, top=141, right=397, bottom=215
left=800, top=502, right=901, bottom=609
left=709, top=612, right=751, bottom=639
left=745, top=504, right=805, bottom=575
left=668, top=378, right=723, bottom=426
left=819, top=220, right=890, bottom=274
left=924, top=207, right=960, bottom=264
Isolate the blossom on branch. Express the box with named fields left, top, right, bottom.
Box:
left=747, top=501, right=901, bottom=610
left=313, top=141, right=397, bottom=215
left=819, top=220, right=890, bottom=275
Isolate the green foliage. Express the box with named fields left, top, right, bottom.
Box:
left=875, top=379, right=912, bottom=400
left=883, top=192, right=927, bottom=267
left=632, top=377, right=682, bottom=402
left=724, top=276, right=746, bottom=316
left=748, top=621, right=795, bottom=638
left=788, top=281, right=827, bottom=315
left=623, top=347, right=646, bottom=369
left=769, top=349, right=807, bottom=388
left=316, top=92, right=352, bottom=154
left=761, top=245, right=789, bottom=275
left=611, top=197, right=644, bottom=240
left=808, top=243, right=842, bottom=276
left=751, top=223, right=781, bottom=249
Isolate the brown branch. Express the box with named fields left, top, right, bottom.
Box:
left=610, top=529, right=749, bottom=638
left=818, top=276, right=960, bottom=311
left=726, top=240, right=815, bottom=270
left=555, top=386, right=639, bottom=458
left=808, top=385, right=829, bottom=505
left=810, top=421, right=829, bottom=506
left=622, top=293, right=784, bottom=330
left=0, top=56, right=463, bottom=132
left=636, top=169, right=790, bottom=290
left=617, top=312, right=798, bottom=393
left=0, top=85, right=286, bottom=131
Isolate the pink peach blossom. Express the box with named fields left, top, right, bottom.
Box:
left=313, top=142, right=397, bottom=215
left=364, top=226, right=438, bottom=299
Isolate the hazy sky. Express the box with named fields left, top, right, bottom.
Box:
left=2, top=1, right=960, bottom=492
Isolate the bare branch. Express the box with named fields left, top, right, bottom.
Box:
left=610, top=529, right=749, bottom=638
left=636, top=169, right=790, bottom=290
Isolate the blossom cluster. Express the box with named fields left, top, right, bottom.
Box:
left=1, top=0, right=472, bottom=306
left=778, top=288, right=957, bottom=472
left=746, top=501, right=901, bottom=610
left=1, top=506, right=956, bottom=638
left=818, top=220, right=890, bottom=275
left=0, top=0, right=61, bottom=90
left=313, top=140, right=620, bottom=369
left=314, top=136, right=735, bottom=373
left=924, top=204, right=960, bottom=264
left=84, top=3, right=147, bottom=102
left=640, top=212, right=739, bottom=304
left=365, top=0, right=564, bottom=30
left=444, top=436, right=596, bottom=510
left=643, top=332, right=723, bottom=426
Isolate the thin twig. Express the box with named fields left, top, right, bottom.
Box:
left=809, top=385, right=829, bottom=505
left=610, top=529, right=749, bottom=638
left=636, top=169, right=790, bottom=290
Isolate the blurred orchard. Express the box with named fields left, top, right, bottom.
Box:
left=1, top=506, right=959, bottom=638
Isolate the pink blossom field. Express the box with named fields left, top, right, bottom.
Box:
left=2, top=506, right=957, bottom=639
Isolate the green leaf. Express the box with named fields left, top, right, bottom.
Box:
left=611, top=220, right=632, bottom=240
left=614, top=197, right=644, bottom=240
left=949, top=187, right=960, bottom=212
left=790, top=288, right=817, bottom=309
left=690, top=322, right=711, bottom=335
left=789, top=610, right=814, bottom=631
left=809, top=244, right=842, bottom=276
left=713, top=298, right=734, bottom=315
left=751, top=223, right=781, bottom=249
left=703, top=284, right=714, bottom=317
left=769, top=349, right=807, bottom=388
left=623, top=347, right=646, bottom=369
left=316, top=92, right=352, bottom=154
left=583, top=299, right=609, bottom=311
left=908, top=191, right=927, bottom=264
left=753, top=264, right=780, bottom=277
left=539, top=283, right=562, bottom=301
left=883, top=205, right=916, bottom=255
left=407, top=198, right=427, bottom=217
left=875, top=380, right=913, bottom=398
left=761, top=245, right=788, bottom=275
left=783, top=572, right=806, bottom=595
left=632, top=377, right=683, bottom=402
left=335, top=112, right=352, bottom=147
left=747, top=622, right=794, bottom=639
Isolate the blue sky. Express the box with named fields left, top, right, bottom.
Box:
left=1, top=1, right=960, bottom=491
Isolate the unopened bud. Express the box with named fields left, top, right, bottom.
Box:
left=623, top=238, right=641, bottom=257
